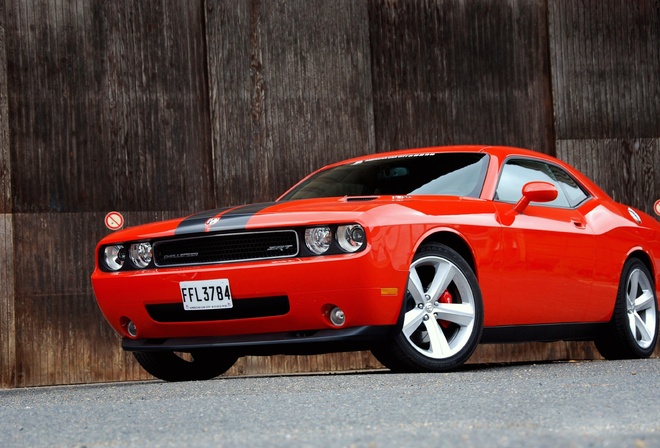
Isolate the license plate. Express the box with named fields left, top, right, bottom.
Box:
left=179, top=279, right=234, bottom=311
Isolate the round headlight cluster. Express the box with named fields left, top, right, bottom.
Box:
left=102, top=242, right=152, bottom=271
left=336, top=224, right=366, bottom=253
left=305, top=227, right=333, bottom=254
left=103, top=245, right=126, bottom=271
left=129, top=242, right=153, bottom=268
left=304, top=224, right=365, bottom=255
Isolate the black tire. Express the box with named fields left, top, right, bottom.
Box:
left=372, top=243, right=484, bottom=372
left=133, top=349, right=238, bottom=382
left=595, top=258, right=658, bottom=360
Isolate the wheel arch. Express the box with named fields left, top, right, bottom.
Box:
left=417, top=231, right=477, bottom=278
left=627, top=249, right=656, bottom=286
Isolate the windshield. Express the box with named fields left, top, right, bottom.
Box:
left=281, top=153, right=489, bottom=200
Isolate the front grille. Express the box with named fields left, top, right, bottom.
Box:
left=146, top=296, right=290, bottom=322
left=153, top=230, right=299, bottom=267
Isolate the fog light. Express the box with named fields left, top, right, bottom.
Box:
left=329, top=307, right=346, bottom=327
left=126, top=320, right=138, bottom=337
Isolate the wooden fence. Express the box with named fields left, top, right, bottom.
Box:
left=1, top=0, right=658, bottom=388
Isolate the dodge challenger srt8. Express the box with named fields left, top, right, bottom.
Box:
left=91, top=145, right=660, bottom=381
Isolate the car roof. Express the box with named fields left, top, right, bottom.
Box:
left=332, top=145, right=551, bottom=166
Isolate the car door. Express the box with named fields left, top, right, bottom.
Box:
left=492, top=158, right=595, bottom=325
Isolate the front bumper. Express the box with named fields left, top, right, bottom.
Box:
left=92, top=249, right=408, bottom=341
left=122, top=325, right=394, bottom=356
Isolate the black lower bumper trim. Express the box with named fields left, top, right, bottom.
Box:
left=146, top=296, right=290, bottom=323
left=122, top=325, right=394, bottom=356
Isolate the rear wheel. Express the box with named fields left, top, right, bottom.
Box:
left=133, top=350, right=238, bottom=382
left=372, top=243, right=483, bottom=372
left=595, top=258, right=658, bottom=360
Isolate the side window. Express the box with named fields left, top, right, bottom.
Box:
left=547, top=164, right=589, bottom=207
left=495, top=159, right=589, bottom=208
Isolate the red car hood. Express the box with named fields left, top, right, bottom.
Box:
left=99, top=196, right=484, bottom=244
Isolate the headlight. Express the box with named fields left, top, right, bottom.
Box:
left=103, top=245, right=126, bottom=271
left=305, top=227, right=332, bottom=254
left=129, top=242, right=153, bottom=268
left=336, top=224, right=365, bottom=253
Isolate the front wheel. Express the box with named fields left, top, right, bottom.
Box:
left=133, top=349, right=238, bottom=382
left=372, top=243, right=484, bottom=372
left=595, top=258, right=658, bottom=360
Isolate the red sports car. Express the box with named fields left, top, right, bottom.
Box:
left=91, top=145, right=660, bottom=381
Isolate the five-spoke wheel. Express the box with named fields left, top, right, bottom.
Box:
left=595, top=258, right=658, bottom=359
left=372, top=243, right=483, bottom=372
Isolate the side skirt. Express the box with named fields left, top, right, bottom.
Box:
left=481, top=323, right=609, bottom=344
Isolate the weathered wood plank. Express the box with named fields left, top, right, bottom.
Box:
left=0, top=0, right=16, bottom=390
left=11, top=211, right=186, bottom=387
left=0, top=214, right=16, bottom=388
left=557, top=139, right=660, bottom=217
left=5, top=0, right=212, bottom=213
left=471, top=342, right=604, bottom=365
left=368, top=0, right=555, bottom=153
left=260, top=0, right=375, bottom=192
left=0, top=0, right=10, bottom=214
left=205, top=0, right=375, bottom=206
left=548, top=0, right=660, bottom=140
left=228, top=352, right=383, bottom=377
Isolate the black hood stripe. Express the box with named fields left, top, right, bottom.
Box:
left=175, top=202, right=278, bottom=235
left=208, top=202, right=279, bottom=232
left=175, top=206, right=233, bottom=235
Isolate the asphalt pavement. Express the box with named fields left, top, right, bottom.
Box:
left=1, top=359, right=659, bottom=447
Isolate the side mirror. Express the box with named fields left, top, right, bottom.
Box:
left=513, top=181, right=558, bottom=214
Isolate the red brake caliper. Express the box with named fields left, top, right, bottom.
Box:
left=439, top=290, right=453, bottom=328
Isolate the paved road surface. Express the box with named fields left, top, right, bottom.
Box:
left=1, top=359, right=659, bottom=447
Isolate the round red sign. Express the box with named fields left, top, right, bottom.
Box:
left=655, top=200, right=660, bottom=217
left=105, top=211, right=125, bottom=230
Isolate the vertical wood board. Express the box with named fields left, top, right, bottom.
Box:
left=4, top=0, right=213, bottom=213
left=0, top=214, right=16, bottom=388
left=557, top=139, right=660, bottom=217
left=11, top=211, right=185, bottom=387
left=548, top=0, right=660, bottom=139
left=368, top=0, right=555, bottom=153
left=205, top=0, right=375, bottom=206
left=0, top=0, right=16, bottom=389
left=227, top=352, right=383, bottom=377
left=0, top=0, right=10, bottom=214
left=260, top=0, right=376, bottom=193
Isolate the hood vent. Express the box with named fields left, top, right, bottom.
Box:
left=343, top=196, right=379, bottom=202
